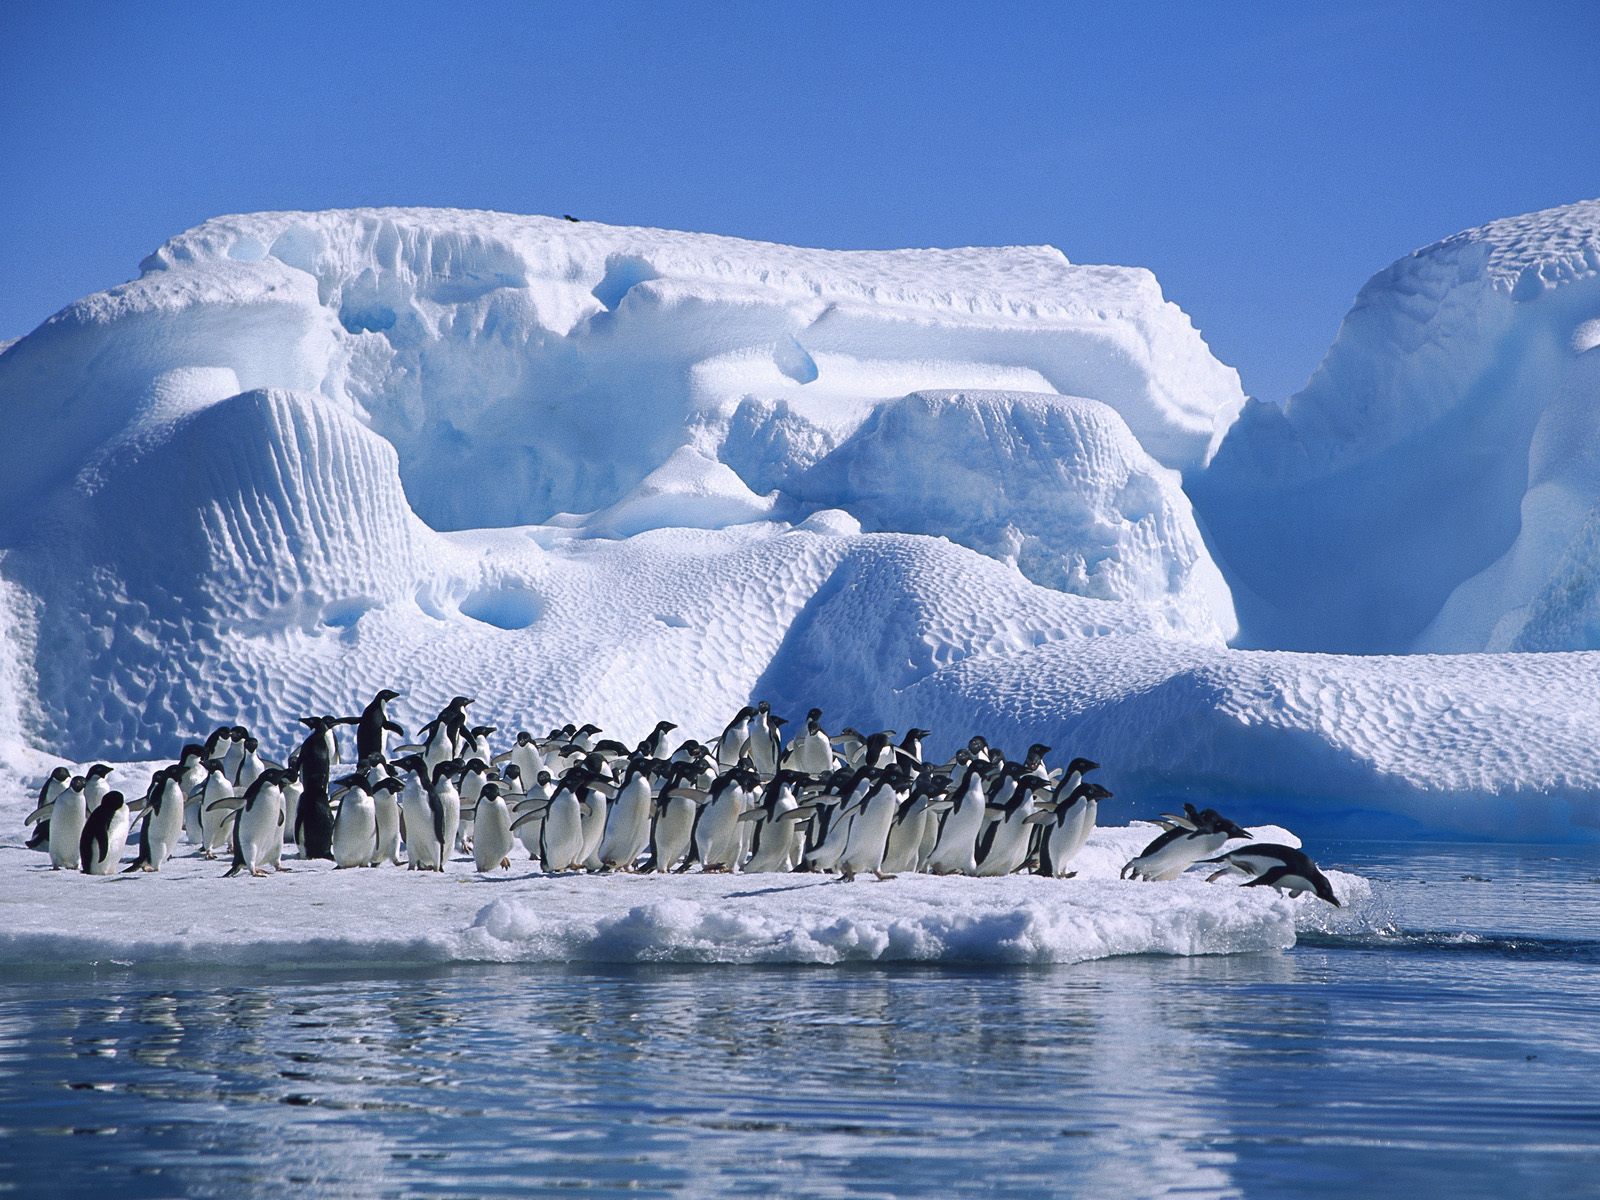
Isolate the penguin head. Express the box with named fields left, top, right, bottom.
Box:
left=1025, top=743, right=1051, bottom=763
left=655, top=720, right=678, bottom=733
left=536, top=771, right=553, bottom=786
left=756, top=700, right=771, bottom=715
left=69, top=775, right=86, bottom=791
left=244, top=736, right=260, bottom=752
left=806, top=707, right=823, bottom=722
left=1082, top=783, right=1113, bottom=802
left=48, top=766, right=70, bottom=782
left=967, top=735, right=989, bottom=754
left=449, top=696, right=475, bottom=710
left=88, top=763, right=114, bottom=779
left=376, top=688, right=403, bottom=703
left=102, top=790, right=126, bottom=810
left=1066, top=757, right=1101, bottom=776
left=179, top=744, right=205, bottom=764
left=471, top=725, right=497, bottom=739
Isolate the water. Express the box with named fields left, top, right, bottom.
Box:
left=2, top=843, right=1597, bottom=1198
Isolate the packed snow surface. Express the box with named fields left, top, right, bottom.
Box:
left=0, top=816, right=1368, bottom=969
left=1, top=204, right=1599, bottom=845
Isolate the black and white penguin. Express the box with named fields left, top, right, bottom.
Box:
left=471, top=782, right=516, bottom=873
left=43, top=774, right=90, bottom=870
left=23, top=766, right=71, bottom=850
left=783, top=709, right=833, bottom=775
left=837, top=765, right=916, bottom=882
left=220, top=768, right=293, bottom=877
left=1202, top=843, right=1341, bottom=906
left=79, top=791, right=136, bottom=875
left=975, top=774, right=1051, bottom=876
left=353, top=689, right=406, bottom=761
left=1121, top=805, right=1253, bottom=882
left=926, top=761, right=990, bottom=875
left=126, top=766, right=186, bottom=872
left=715, top=707, right=757, bottom=770
left=635, top=721, right=677, bottom=760
left=1032, top=782, right=1113, bottom=878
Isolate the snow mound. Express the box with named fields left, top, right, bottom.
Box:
left=785, top=389, right=1235, bottom=641
left=0, top=822, right=1368, bottom=970
left=1197, top=198, right=1600, bottom=653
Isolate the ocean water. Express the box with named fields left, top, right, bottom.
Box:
left=1, top=843, right=1597, bottom=1198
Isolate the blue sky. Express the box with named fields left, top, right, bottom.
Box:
left=2, top=1, right=1595, bottom=402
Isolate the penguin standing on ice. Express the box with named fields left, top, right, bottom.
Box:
left=1031, top=782, right=1113, bottom=878
left=783, top=709, right=833, bottom=775
left=80, top=791, right=137, bottom=875
left=41, top=774, right=90, bottom=871
left=217, top=768, right=293, bottom=877
left=23, top=767, right=71, bottom=850
left=293, top=716, right=345, bottom=860
left=126, top=766, right=186, bottom=872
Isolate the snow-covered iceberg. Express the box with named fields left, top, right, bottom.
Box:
left=1, top=204, right=1598, bottom=843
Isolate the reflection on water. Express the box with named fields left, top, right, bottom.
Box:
left=2, top=844, right=1598, bottom=1199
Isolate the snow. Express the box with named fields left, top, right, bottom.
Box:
left=0, top=203, right=1598, bottom=850
left=1197, top=198, right=1600, bottom=654
left=0, top=817, right=1368, bottom=969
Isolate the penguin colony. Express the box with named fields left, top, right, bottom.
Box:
left=22, top=692, right=1341, bottom=905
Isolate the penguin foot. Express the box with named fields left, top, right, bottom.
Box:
left=1063, top=871, right=1077, bottom=879
left=872, top=871, right=898, bottom=882
left=251, top=869, right=270, bottom=878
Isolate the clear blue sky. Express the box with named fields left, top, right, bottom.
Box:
left=3, top=1, right=1595, bottom=402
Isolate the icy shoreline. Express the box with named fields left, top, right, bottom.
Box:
left=0, top=821, right=1369, bottom=969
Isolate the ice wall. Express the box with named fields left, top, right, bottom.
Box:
left=1196, top=199, right=1600, bottom=653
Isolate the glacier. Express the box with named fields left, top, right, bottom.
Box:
left=0, top=203, right=1598, bottom=847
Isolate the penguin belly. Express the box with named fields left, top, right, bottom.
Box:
left=472, top=798, right=516, bottom=872
left=598, top=779, right=652, bottom=869
left=541, top=796, right=585, bottom=872
left=837, top=792, right=898, bottom=879
left=649, top=797, right=695, bottom=873
left=47, top=793, right=87, bottom=871
left=1044, top=803, right=1097, bottom=877
left=332, top=795, right=378, bottom=868
left=402, top=790, right=439, bottom=871
left=694, top=795, right=743, bottom=871
left=143, top=789, right=185, bottom=871
left=579, top=791, right=609, bottom=870
left=372, top=795, right=402, bottom=865
left=235, top=790, right=284, bottom=875
left=880, top=806, right=929, bottom=875
left=976, top=811, right=1035, bottom=877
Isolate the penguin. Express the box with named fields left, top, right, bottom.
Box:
left=465, top=726, right=497, bottom=769
left=926, top=762, right=994, bottom=875
left=80, top=790, right=136, bottom=874
left=126, top=767, right=186, bottom=872
left=175, top=744, right=208, bottom=844
left=234, top=736, right=270, bottom=792
left=715, top=706, right=756, bottom=770
left=1121, top=806, right=1253, bottom=882
left=1018, top=743, right=1052, bottom=781
left=836, top=766, right=915, bottom=882
left=510, top=768, right=553, bottom=863
left=783, top=709, right=833, bottom=775
left=429, top=759, right=465, bottom=870
left=576, top=755, right=614, bottom=869
left=353, top=688, right=406, bottom=761
left=527, top=774, right=588, bottom=873
left=1031, top=782, right=1113, bottom=878
left=44, top=774, right=90, bottom=871
left=23, top=766, right=71, bottom=850
left=643, top=761, right=704, bottom=873
left=494, top=731, right=549, bottom=784
left=81, top=762, right=115, bottom=813
left=597, top=758, right=656, bottom=871
left=194, top=759, right=238, bottom=859
left=218, top=726, right=249, bottom=782
left=898, top=728, right=931, bottom=766
left=635, top=720, right=678, bottom=760
left=471, top=782, right=516, bottom=873
left=293, top=782, right=337, bottom=862
left=414, top=697, right=472, bottom=773
left=280, top=766, right=304, bottom=847
left=361, top=762, right=404, bottom=866
left=801, top=767, right=877, bottom=872
left=456, top=758, right=494, bottom=853
left=833, top=727, right=867, bottom=767
left=747, top=702, right=782, bottom=777
left=330, top=775, right=380, bottom=869
left=218, top=768, right=293, bottom=878
left=1201, top=843, right=1341, bottom=906
left=739, top=769, right=814, bottom=873
left=881, top=771, right=953, bottom=874
left=694, top=764, right=758, bottom=871
left=394, top=756, right=443, bottom=871
left=975, top=775, right=1051, bottom=876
